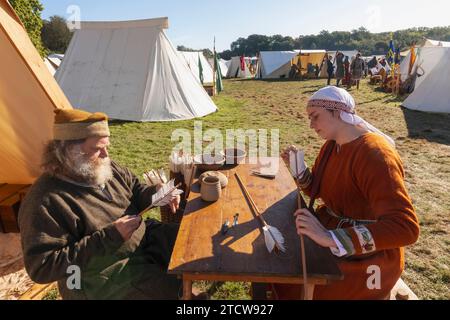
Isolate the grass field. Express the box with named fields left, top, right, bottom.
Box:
left=103, top=78, right=450, bottom=300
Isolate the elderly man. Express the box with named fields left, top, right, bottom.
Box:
left=18, top=109, right=184, bottom=300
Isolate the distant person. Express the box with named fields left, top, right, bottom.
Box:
left=351, top=53, right=365, bottom=90
left=314, top=63, right=320, bottom=78
left=289, top=63, right=300, bottom=79
left=335, top=52, right=345, bottom=87
left=326, top=55, right=334, bottom=86
left=344, top=56, right=351, bottom=89
left=368, top=56, right=378, bottom=69
left=307, top=63, right=315, bottom=78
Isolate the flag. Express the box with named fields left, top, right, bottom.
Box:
left=408, top=46, right=417, bottom=75
left=240, top=55, right=245, bottom=71
left=387, top=36, right=395, bottom=65
left=395, top=48, right=401, bottom=64
left=214, top=53, right=223, bottom=93
left=198, top=53, right=204, bottom=84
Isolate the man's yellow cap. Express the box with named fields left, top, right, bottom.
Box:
left=53, top=109, right=110, bottom=140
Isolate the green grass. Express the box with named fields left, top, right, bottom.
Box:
left=51, top=78, right=450, bottom=300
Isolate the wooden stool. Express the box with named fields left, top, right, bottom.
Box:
left=0, top=184, right=30, bottom=233
left=390, top=278, right=419, bottom=300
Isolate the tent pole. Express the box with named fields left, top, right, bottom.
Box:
left=213, top=37, right=216, bottom=96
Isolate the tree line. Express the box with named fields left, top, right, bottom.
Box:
left=218, top=26, right=450, bottom=59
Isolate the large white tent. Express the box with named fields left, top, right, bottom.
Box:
left=402, top=47, right=450, bottom=113
left=178, top=51, right=214, bottom=84
left=226, top=56, right=253, bottom=78
left=56, top=18, right=217, bottom=122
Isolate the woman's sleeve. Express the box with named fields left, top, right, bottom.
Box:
left=299, top=141, right=330, bottom=198
left=330, top=143, right=420, bottom=257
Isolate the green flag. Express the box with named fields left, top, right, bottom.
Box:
left=198, top=53, right=204, bottom=84
left=214, top=53, right=223, bottom=93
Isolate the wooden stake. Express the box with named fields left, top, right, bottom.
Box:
left=294, top=152, right=309, bottom=300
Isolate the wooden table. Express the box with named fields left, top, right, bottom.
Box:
left=168, top=158, right=343, bottom=300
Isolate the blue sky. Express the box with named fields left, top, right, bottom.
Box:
left=40, top=0, right=450, bottom=51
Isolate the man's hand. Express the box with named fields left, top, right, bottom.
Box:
left=168, top=195, right=181, bottom=214
left=294, top=209, right=336, bottom=249
left=113, top=215, right=142, bottom=241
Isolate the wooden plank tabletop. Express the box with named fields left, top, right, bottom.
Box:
left=168, top=158, right=343, bottom=282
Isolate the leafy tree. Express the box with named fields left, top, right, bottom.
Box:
left=9, top=0, right=47, bottom=57
left=41, top=15, right=73, bottom=53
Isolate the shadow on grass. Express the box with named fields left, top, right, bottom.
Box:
left=401, top=107, right=450, bottom=145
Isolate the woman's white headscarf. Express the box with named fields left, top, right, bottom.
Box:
left=307, top=86, right=396, bottom=147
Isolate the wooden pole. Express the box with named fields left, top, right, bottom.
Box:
left=294, top=155, right=309, bottom=300
left=213, top=37, right=216, bottom=96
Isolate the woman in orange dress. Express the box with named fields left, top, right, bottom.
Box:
left=279, top=86, right=420, bottom=300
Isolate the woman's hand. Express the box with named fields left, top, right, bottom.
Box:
left=294, top=209, right=336, bottom=249
left=282, top=145, right=307, bottom=179
left=281, top=145, right=298, bottom=165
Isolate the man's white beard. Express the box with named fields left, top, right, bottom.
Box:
left=67, top=145, right=113, bottom=186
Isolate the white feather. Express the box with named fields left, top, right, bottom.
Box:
left=263, top=226, right=286, bottom=253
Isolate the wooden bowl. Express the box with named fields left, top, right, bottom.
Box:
left=222, top=148, right=247, bottom=165
left=194, top=153, right=226, bottom=172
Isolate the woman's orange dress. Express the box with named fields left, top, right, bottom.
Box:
left=275, top=133, right=420, bottom=300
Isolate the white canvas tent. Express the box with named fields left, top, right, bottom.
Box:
left=207, top=57, right=230, bottom=78
left=178, top=51, right=214, bottom=84
left=226, top=56, right=253, bottom=78
left=402, top=47, right=450, bottom=113
left=56, top=18, right=217, bottom=122
left=423, top=39, right=450, bottom=48
left=400, top=39, right=450, bottom=81
left=47, top=53, right=64, bottom=67
left=219, top=59, right=230, bottom=78
left=257, top=50, right=326, bottom=79
left=0, top=0, right=72, bottom=184
left=256, top=51, right=299, bottom=79
left=44, top=58, right=56, bottom=76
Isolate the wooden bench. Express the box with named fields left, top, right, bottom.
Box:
left=390, top=278, right=419, bottom=300
left=19, top=282, right=58, bottom=300
left=0, top=184, right=30, bottom=233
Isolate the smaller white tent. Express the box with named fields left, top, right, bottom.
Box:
left=226, top=56, right=253, bottom=78
left=178, top=51, right=214, bottom=84
left=402, top=47, right=450, bottom=113
left=44, top=58, right=56, bottom=76
left=47, top=53, right=64, bottom=67
left=219, top=59, right=230, bottom=78
left=256, top=51, right=299, bottom=79
left=257, top=50, right=326, bottom=79
left=423, top=39, right=450, bottom=47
